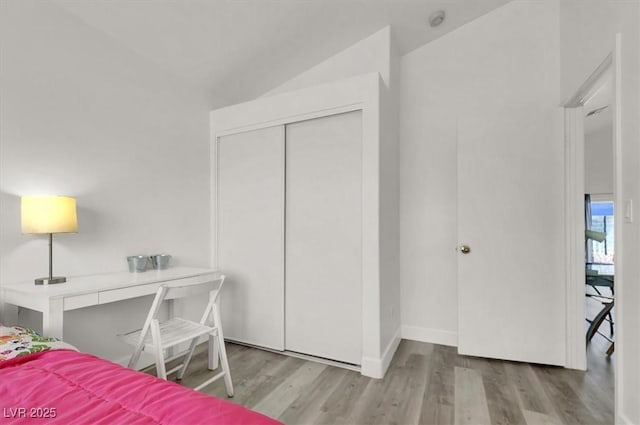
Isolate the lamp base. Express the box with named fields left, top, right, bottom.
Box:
left=35, top=276, right=66, bottom=285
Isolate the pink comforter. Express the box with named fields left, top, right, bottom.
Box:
left=0, top=350, right=280, bottom=424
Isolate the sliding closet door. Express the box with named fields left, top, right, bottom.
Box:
left=285, top=111, right=362, bottom=365
left=217, top=126, right=284, bottom=350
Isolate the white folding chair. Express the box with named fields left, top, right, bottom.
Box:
left=121, top=275, right=233, bottom=395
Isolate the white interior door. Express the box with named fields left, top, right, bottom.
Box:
left=217, top=126, right=284, bottom=350
left=457, top=107, right=565, bottom=366
left=285, top=111, right=362, bottom=365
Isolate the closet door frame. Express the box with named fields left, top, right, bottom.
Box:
left=210, top=73, right=384, bottom=377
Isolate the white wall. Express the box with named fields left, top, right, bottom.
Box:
left=262, top=26, right=392, bottom=96
left=559, top=2, right=640, bottom=423
left=399, top=0, right=561, bottom=345
left=0, top=0, right=218, bottom=363
left=585, top=123, right=614, bottom=195
left=379, top=35, right=401, bottom=359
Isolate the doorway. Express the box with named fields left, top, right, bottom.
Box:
left=563, top=45, right=620, bottom=420
left=583, top=76, right=615, bottom=363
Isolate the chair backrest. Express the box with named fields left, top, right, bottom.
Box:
left=136, top=275, right=226, bottom=344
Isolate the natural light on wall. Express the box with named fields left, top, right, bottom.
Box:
left=590, top=200, right=614, bottom=275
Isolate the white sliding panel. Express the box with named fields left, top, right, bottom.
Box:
left=217, top=126, right=284, bottom=350
left=285, top=111, right=362, bottom=365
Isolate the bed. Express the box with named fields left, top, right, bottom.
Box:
left=0, top=325, right=280, bottom=424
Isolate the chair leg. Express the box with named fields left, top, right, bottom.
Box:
left=216, top=330, right=234, bottom=397
left=586, top=301, right=615, bottom=344
left=606, top=342, right=615, bottom=356
left=177, top=338, right=199, bottom=381
left=155, top=354, right=167, bottom=380
left=128, top=341, right=144, bottom=370
left=151, top=322, right=167, bottom=380
left=608, top=312, right=614, bottom=335
left=211, top=304, right=233, bottom=397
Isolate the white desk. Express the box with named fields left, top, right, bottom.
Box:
left=1, top=267, right=219, bottom=340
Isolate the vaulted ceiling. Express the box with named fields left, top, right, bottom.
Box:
left=53, top=0, right=512, bottom=103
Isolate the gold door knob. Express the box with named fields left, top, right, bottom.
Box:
left=460, top=245, right=471, bottom=254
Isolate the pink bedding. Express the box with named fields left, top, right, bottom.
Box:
left=0, top=350, right=280, bottom=425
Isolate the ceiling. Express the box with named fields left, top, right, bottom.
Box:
left=53, top=0, right=512, bottom=103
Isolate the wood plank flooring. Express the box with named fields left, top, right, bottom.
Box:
left=153, top=340, right=613, bottom=425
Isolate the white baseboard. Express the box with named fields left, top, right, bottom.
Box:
left=361, top=326, right=401, bottom=379
left=401, top=325, right=457, bottom=347
left=618, top=412, right=634, bottom=425
left=381, top=327, right=402, bottom=373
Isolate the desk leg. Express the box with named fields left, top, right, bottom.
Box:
left=1, top=302, right=19, bottom=326
left=43, top=298, right=64, bottom=340
left=209, top=334, right=219, bottom=370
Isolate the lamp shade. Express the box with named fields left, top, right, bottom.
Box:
left=21, top=196, right=78, bottom=234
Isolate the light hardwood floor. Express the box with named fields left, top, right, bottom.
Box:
left=157, top=339, right=614, bottom=425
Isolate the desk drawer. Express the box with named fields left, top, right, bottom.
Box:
left=64, top=293, right=99, bottom=311
left=98, top=273, right=219, bottom=305
left=99, top=284, right=158, bottom=304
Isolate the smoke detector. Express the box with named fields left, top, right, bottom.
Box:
left=429, top=10, right=446, bottom=27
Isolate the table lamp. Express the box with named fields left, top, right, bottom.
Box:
left=21, top=195, right=78, bottom=285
